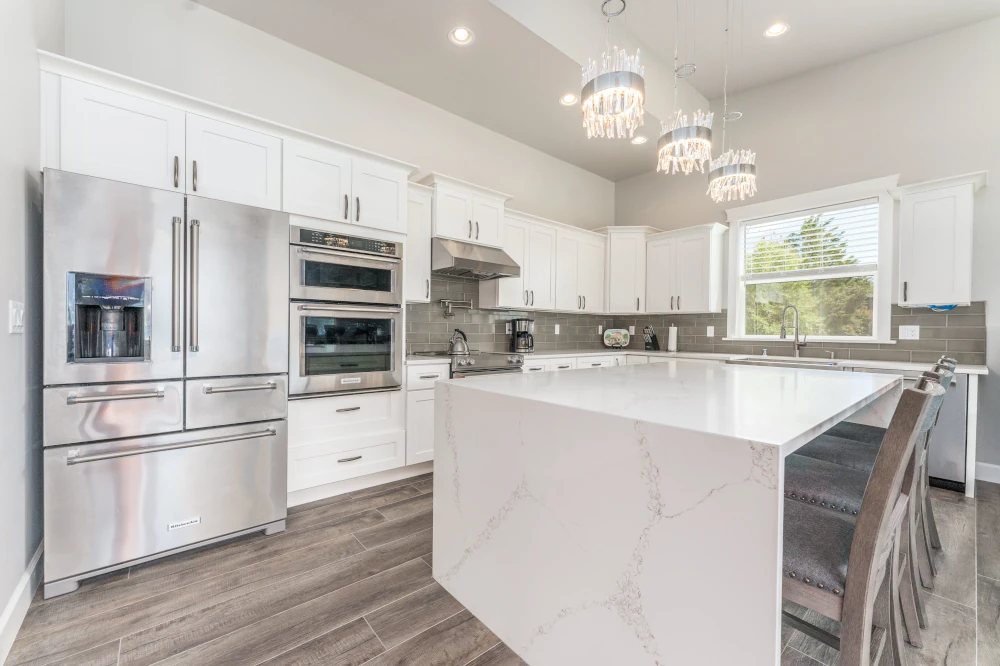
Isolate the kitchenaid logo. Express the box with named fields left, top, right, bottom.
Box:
left=341, top=377, right=362, bottom=384
left=168, top=516, right=201, bottom=531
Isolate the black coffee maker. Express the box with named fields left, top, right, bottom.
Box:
left=509, top=318, right=534, bottom=353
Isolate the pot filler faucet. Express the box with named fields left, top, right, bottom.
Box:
left=779, top=305, right=808, bottom=358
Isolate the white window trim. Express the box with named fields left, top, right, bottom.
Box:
left=726, top=176, right=898, bottom=343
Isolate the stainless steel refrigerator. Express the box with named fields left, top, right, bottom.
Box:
left=42, top=170, right=289, bottom=598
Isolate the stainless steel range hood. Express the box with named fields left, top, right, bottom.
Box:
left=431, top=237, right=520, bottom=280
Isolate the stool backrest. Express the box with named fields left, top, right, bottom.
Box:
left=839, top=379, right=946, bottom=664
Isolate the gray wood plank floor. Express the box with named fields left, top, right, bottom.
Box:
left=7, top=475, right=997, bottom=665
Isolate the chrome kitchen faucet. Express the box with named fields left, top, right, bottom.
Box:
left=779, top=305, right=808, bottom=358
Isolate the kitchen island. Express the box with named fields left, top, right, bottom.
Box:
left=432, top=359, right=901, bottom=666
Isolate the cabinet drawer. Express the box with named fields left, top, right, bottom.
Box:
left=406, top=363, right=450, bottom=390
left=186, top=375, right=287, bottom=430
left=289, top=430, right=405, bottom=491
left=579, top=356, right=615, bottom=368
left=549, top=358, right=577, bottom=371
left=289, top=390, right=403, bottom=446
left=43, top=381, right=184, bottom=447
left=523, top=360, right=549, bottom=373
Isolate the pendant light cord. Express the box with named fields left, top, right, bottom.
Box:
left=721, top=0, right=731, bottom=153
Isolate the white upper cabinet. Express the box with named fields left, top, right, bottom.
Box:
left=352, top=158, right=408, bottom=234
left=645, top=224, right=726, bottom=314
left=420, top=173, right=510, bottom=248
left=898, top=175, right=984, bottom=307
left=555, top=228, right=606, bottom=312
left=283, top=140, right=352, bottom=221
left=578, top=234, right=606, bottom=312
left=186, top=113, right=282, bottom=210
left=406, top=185, right=433, bottom=303
left=480, top=213, right=556, bottom=311
left=605, top=228, right=656, bottom=313
left=60, top=78, right=186, bottom=192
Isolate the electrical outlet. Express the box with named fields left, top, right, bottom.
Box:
left=599, top=325, right=603, bottom=334
left=9, top=301, right=24, bottom=334
left=554, top=324, right=560, bottom=334
left=628, top=326, right=635, bottom=335
left=706, top=326, right=715, bottom=338
left=505, top=322, right=512, bottom=334
left=898, top=325, right=920, bottom=340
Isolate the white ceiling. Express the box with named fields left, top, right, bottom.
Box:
left=195, top=0, right=1000, bottom=182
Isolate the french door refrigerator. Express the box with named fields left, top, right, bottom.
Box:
left=42, top=170, right=289, bottom=598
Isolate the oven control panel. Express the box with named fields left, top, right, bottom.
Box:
left=295, top=228, right=401, bottom=258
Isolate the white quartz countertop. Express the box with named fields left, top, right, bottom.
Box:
left=443, top=359, right=901, bottom=453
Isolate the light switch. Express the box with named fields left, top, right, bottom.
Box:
left=628, top=326, right=635, bottom=335
left=8, top=301, right=24, bottom=334
left=706, top=326, right=715, bottom=338
left=598, top=325, right=603, bottom=334
left=898, top=325, right=920, bottom=340
left=554, top=324, right=560, bottom=334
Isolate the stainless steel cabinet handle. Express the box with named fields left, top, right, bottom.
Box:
left=171, top=216, right=182, bottom=351
left=203, top=381, right=276, bottom=394
left=425, top=279, right=430, bottom=299
left=578, top=295, right=581, bottom=309
left=591, top=362, right=602, bottom=367
left=192, top=160, right=197, bottom=191
left=344, top=194, right=349, bottom=220
left=173, top=156, right=179, bottom=188
left=468, top=220, right=473, bottom=238
left=475, top=221, right=480, bottom=239
left=67, top=388, right=164, bottom=405
left=583, top=295, right=586, bottom=309
left=189, top=219, right=200, bottom=352
left=336, top=406, right=361, bottom=413
left=356, top=197, right=360, bottom=222
left=528, top=367, right=543, bottom=371
left=678, top=296, right=681, bottom=310
left=670, top=296, right=674, bottom=311
left=903, top=282, right=908, bottom=302
left=418, top=374, right=441, bottom=379
left=636, top=297, right=640, bottom=311
left=557, top=365, right=571, bottom=369
left=524, top=290, right=528, bottom=305
left=66, top=427, right=276, bottom=465
left=530, top=290, right=534, bottom=306
left=338, top=455, right=362, bottom=463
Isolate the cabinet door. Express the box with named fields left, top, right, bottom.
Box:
left=645, top=237, right=677, bottom=313
left=555, top=231, right=581, bottom=311
left=283, top=140, right=352, bottom=222
left=899, top=184, right=974, bottom=306
left=676, top=233, right=709, bottom=312
left=406, top=390, right=436, bottom=465
left=578, top=235, right=606, bottom=312
left=527, top=224, right=557, bottom=310
left=472, top=195, right=503, bottom=247
left=406, top=189, right=432, bottom=303
left=61, top=78, right=185, bottom=192
left=434, top=185, right=473, bottom=241
left=186, top=114, right=282, bottom=210
left=499, top=217, right=529, bottom=307
left=608, top=234, right=645, bottom=313
left=352, top=158, right=408, bottom=234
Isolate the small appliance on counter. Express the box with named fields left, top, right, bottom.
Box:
left=510, top=318, right=534, bottom=353
left=643, top=326, right=660, bottom=351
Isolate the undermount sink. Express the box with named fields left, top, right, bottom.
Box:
left=726, top=357, right=842, bottom=371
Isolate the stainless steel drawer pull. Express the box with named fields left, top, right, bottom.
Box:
left=557, top=365, right=571, bottom=369
left=171, top=216, right=182, bottom=352
left=418, top=374, right=440, bottom=379
left=338, top=455, right=362, bottom=463
left=528, top=367, right=543, bottom=371
left=67, top=427, right=276, bottom=465
left=336, top=406, right=361, bottom=413
left=67, top=389, right=164, bottom=405
left=591, top=363, right=602, bottom=367
left=203, top=381, right=276, bottom=394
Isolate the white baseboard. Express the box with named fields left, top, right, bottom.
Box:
left=288, top=462, right=433, bottom=508
left=976, top=462, right=1000, bottom=486
left=0, top=542, right=43, bottom=664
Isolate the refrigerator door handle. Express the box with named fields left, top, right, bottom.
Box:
left=66, top=427, right=276, bottom=465
left=189, top=219, right=200, bottom=352
left=171, top=216, right=183, bottom=352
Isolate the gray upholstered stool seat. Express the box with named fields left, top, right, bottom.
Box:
left=795, top=433, right=880, bottom=473
left=784, top=453, right=868, bottom=515
left=783, top=498, right=855, bottom=596
left=825, top=421, right=886, bottom=445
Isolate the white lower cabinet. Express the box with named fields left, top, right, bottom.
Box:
left=288, top=391, right=405, bottom=491
left=627, top=355, right=650, bottom=365
left=405, top=390, right=435, bottom=465
left=549, top=358, right=577, bottom=371
left=648, top=356, right=672, bottom=364
left=578, top=356, right=615, bottom=369
left=523, top=359, right=550, bottom=373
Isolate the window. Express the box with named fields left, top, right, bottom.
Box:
left=732, top=198, right=890, bottom=341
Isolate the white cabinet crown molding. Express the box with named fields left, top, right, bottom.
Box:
left=724, top=174, right=900, bottom=224
left=593, top=225, right=663, bottom=235
left=890, top=171, right=988, bottom=199
left=647, top=222, right=727, bottom=240
left=37, top=50, right=418, bottom=177
left=418, top=172, right=512, bottom=202
left=506, top=208, right=607, bottom=239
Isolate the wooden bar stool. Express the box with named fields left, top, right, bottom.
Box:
left=782, top=379, right=946, bottom=666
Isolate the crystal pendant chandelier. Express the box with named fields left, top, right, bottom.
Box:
left=580, top=1, right=646, bottom=139
left=657, top=0, right=713, bottom=175
left=707, top=0, right=757, bottom=203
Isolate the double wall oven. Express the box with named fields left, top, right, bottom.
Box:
left=288, top=226, right=403, bottom=396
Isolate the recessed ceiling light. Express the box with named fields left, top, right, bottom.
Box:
left=559, top=93, right=579, bottom=106
left=764, top=22, right=788, bottom=37
left=448, top=27, right=475, bottom=46
left=631, top=136, right=647, bottom=145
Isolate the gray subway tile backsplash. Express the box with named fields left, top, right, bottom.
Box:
left=407, top=277, right=987, bottom=365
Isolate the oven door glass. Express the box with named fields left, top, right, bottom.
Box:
left=302, top=260, right=393, bottom=294
left=290, top=247, right=401, bottom=305
left=303, top=315, right=394, bottom=376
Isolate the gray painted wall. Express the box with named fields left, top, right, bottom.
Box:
left=614, top=17, right=1000, bottom=464
left=0, top=0, right=62, bottom=643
